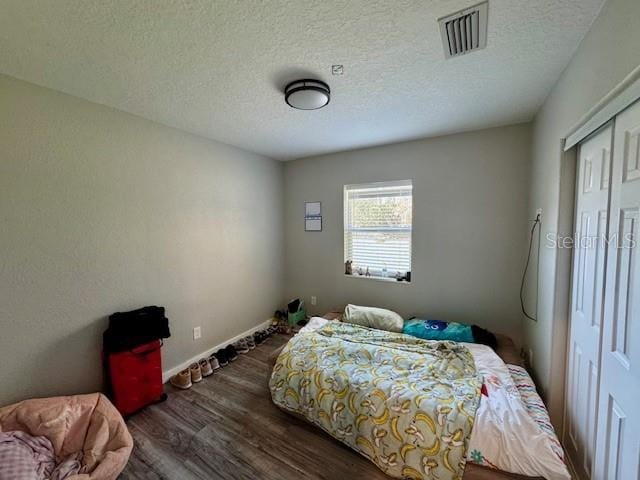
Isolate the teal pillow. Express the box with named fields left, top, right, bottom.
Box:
left=403, top=319, right=474, bottom=343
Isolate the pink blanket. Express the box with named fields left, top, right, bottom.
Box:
left=0, top=430, right=80, bottom=480
left=0, top=393, right=133, bottom=480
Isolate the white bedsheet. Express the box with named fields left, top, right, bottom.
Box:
left=300, top=317, right=570, bottom=480
left=463, top=342, right=569, bottom=479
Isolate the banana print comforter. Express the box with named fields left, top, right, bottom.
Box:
left=269, top=322, right=482, bottom=480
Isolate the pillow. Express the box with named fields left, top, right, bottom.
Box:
left=403, top=319, right=475, bottom=343
left=403, top=319, right=498, bottom=348
left=342, top=304, right=404, bottom=332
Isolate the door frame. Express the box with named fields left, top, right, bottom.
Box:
left=555, top=142, right=578, bottom=475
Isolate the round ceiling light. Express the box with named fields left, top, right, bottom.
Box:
left=285, top=79, right=330, bottom=110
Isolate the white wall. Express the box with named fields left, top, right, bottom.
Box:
left=0, top=74, right=284, bottom=406
left=524, top=0, right=640, bottom=428
left=284, top=124, right=531, bottom=342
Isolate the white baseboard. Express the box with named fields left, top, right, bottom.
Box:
left=162, top=319, right=272, bottom=383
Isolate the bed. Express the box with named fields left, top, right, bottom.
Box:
left=269, top=313, right=569, bottom=480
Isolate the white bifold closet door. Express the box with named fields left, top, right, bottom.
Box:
left=593, top=99, right=640, bottom=480
left=566, top=123, right=613, bottom=480
left=566, top=99, right=640, bottom=480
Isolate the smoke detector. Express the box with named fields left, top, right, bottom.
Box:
left=438, top=1, right=488, bottom=59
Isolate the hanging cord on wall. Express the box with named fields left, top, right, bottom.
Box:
left=520, top=213, right=541, bottom=321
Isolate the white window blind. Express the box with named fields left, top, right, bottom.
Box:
left=344, top=180, right=412, bottom=278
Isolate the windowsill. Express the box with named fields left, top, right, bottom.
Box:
left=344, top=274, right=411, bottom=285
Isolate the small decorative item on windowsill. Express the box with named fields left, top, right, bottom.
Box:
left=395, top=271, right=412, bottom=282
left=345, top=260, right=352, bottom=275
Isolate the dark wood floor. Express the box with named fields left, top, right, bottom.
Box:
left=121, top=333, right=390, bottom=480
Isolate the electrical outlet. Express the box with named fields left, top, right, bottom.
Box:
left=535, top=208, right=542, bottom=220
left=311, top=296, right=317, bottom=306
left=193, top=326, right=201, bottom=340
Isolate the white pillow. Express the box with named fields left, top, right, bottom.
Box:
left=342, top=304, right=404, bottom=332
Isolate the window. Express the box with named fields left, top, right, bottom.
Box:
left=344, top=180, right=412, bottom=281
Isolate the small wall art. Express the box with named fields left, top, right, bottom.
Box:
left=304, top=201, right=322, bottom=232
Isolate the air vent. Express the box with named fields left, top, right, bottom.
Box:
left=438, top=1, right=488, bottom=59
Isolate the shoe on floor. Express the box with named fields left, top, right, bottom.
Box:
left=170, top=369, right=192, bottom=390
left=208, top=353, right=221, bottom=370
left=254, top=331, right=265, bottom=345
left=190, top=362, right=203, bottom=383
left=225, top=344, right=239, bottom=362
left=199, top=358, right=214, bottom=377
left=244, top=335, right=256, bottom=350
left=234, top=339, right=249, bottom=354
left=279, top=324, right=289, bottom=334
left=214, top=349, right=229, bottom=367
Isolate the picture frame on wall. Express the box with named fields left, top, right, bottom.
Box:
left=305, top=201, right=321, bottom=217
left=305, top=216, right=322, bottom=232
left=304, top=201, right=322, bottom=232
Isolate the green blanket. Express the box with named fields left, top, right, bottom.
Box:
left=269, top=323, right=482, bottom=480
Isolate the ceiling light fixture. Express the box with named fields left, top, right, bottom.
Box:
left=284, top=79, right=330, bottom=110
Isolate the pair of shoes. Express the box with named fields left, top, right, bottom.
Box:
left=199, top=358, right=214, bottom=377
left=170, top=369, right=192, bottom=389
left=226, top=344, right=238, bottom=361
left=255, top=326, right=278, bottom=343
left=208, top=353, right=221, bottom=371
left=189, top=362, right=202, bottom=383
left=213, top=348, right=229, bottom=367
left=169, top=357, right=213, bottom=389
left=212, top=344, right=239, bottom=366
left=244, top=335, right=256, bottom=350
left=233, top=339, right=250, bottom=354
left=254, top=330, right=267, bottom=345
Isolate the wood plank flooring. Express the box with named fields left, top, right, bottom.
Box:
left=121, top=333, right=390, bottom=479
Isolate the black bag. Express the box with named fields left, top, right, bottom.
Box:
left=103, top=305, right=171, bottom=353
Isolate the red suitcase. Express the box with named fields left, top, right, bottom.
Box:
left=106, top=339, right=166, bottom=416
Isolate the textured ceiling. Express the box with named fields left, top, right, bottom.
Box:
left=0, top=0, right=604, bottom=160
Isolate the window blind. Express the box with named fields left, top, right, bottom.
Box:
left=344, top=180, right=412, bottom=277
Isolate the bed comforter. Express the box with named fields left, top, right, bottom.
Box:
left=271, top=318, right=571, bottom=480
left=269, top=322, right=483, bottom=480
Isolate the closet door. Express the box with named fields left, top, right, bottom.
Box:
left=565, top=124, right=612, bottom=479
left=594, top=100, right=640, bottom=480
